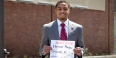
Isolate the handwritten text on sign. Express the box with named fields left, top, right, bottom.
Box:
left=50, top=40, right=75, bottom=58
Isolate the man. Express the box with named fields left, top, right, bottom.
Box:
left=39, top=0, right=85, bottom=58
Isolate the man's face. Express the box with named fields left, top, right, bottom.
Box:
left=55, top=3, right=70, bottom=20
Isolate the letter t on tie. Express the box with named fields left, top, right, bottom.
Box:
left=60, top=23, right=67, bottom=40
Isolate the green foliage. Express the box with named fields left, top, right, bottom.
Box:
left=101, top=53, right=109, bottom=56
left=84, top=48, right=109, bottom=56
left=13, top=55, right=28, bottom=58
left=23, top=55, right=28, bottom=58
left=13, top=56, right=18, bottom=58
left=84, top=48, right=93, bottom=56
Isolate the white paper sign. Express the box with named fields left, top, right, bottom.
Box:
left=50, top=40, right=75, bottom=58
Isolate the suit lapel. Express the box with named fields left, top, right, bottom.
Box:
left=68, top=21, right=74, bottom=40
left=52, top=20, right=60, bottom=40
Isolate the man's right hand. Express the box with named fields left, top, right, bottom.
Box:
left=42, top=45, right=52, bottom=54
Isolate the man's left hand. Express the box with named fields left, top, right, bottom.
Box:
left=73, top=47, right=82, bottom=56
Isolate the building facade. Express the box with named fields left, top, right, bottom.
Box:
left=4, top=0, right=114, bottom=57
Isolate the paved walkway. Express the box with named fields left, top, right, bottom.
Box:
left=7, top=55, right=116, bottom=58
left=83, top=55, right=116, bottom=58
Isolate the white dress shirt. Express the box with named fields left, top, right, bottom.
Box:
left=57, top=18, right=69, bottom=38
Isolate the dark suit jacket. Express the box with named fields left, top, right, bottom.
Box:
left=39, top=19, right=85, bottom=58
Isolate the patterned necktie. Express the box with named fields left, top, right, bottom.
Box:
left=60, top=23, right=67, bottom=40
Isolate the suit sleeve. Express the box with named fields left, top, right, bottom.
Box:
left=76, top=26, right=85, bottom=57
left=39, top=25, right=49, bottom=56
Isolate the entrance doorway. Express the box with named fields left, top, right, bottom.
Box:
left=114, top=0, right=116, bottom=54
left=114, top=13, right=116, bottom=54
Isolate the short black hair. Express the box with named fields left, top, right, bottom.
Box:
left=55, top=0, right=70, bottom=9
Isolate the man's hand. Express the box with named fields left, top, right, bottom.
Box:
left=73, top=47, right=82, bottom=56
left=42, top=45, right=52, bottom=54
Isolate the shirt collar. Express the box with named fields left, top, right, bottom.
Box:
left=57, top=18, right=69, bottom=27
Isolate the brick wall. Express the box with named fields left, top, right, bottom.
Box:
left=4, top=0, right=114, bottom=57
left=4, top=2, right=51, bottom=57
